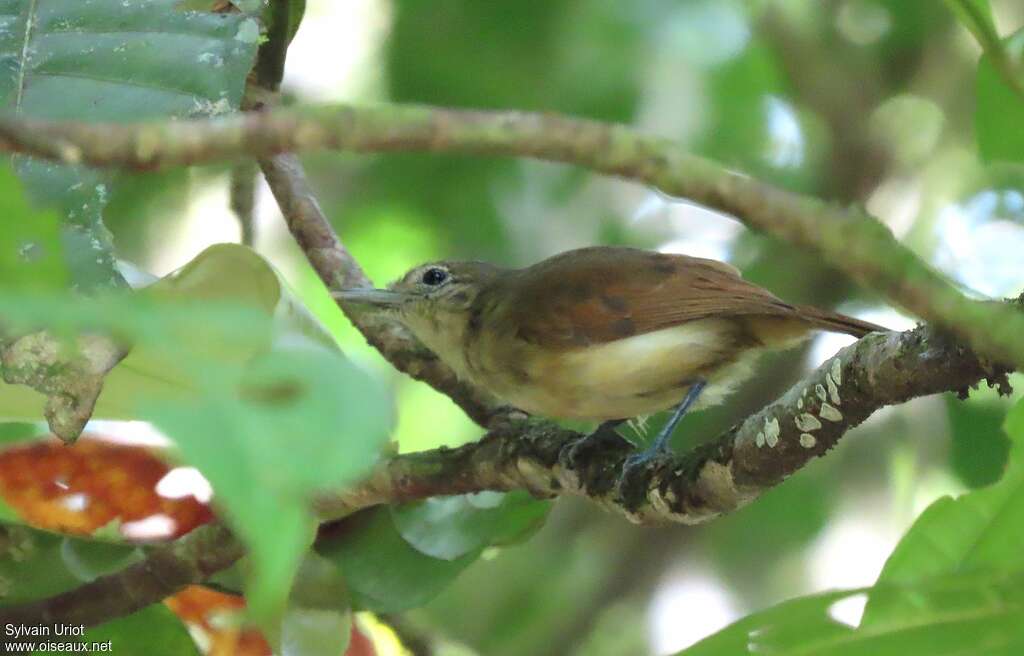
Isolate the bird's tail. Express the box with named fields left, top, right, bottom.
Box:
left=795, top=305, right=889, bottom=338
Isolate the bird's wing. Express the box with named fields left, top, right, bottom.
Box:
left=498, top=247, right=798, bottom=349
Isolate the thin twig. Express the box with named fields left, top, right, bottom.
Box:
left=229, top=161, right=257, bottom=246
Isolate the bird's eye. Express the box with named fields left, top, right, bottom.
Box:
left=420, top=267, right=449, bottom=286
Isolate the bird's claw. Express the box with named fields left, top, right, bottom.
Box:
left=565, top=425, right=629, bottom=470
left=617, top=445, right=676, bottom=506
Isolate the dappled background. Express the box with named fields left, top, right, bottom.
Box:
left=87, top=0, right=1024, bottom=653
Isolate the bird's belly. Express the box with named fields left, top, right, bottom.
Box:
left=499, top=319, right=759, bottom=421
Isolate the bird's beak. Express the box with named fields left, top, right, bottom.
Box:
left=332, top=288, right=413, bottom=310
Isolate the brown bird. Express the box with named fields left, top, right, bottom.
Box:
left=336, top=246, right=885, bottom=473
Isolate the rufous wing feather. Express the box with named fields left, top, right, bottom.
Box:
left=497, top=246, right=883, bottom=349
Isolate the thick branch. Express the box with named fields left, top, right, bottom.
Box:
left=316, top=324, right=1001, bottom=524
left=0, top=105, right=1021, bottom=368
left=258, top=154, right=500, bottom=427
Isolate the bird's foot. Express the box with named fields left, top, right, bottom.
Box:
left=616, top=381, right=706, bottom=506
left=565, top=421, right=630, bottom=470
left=617, top=445, right=673, bottom=506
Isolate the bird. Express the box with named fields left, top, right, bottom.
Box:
left=335, top=246, right=886, bottom=476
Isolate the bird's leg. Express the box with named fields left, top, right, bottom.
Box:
left=621, top=379, right=707, bottom=476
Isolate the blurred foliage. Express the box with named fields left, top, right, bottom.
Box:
left=1, top=0, right=1024, bottom=654
left=318, top=507, right=480, bottom=614
left=0, top=0, right=259, bottom=290
left=82, top=605, right=202, bottom=656
left=685, top=399, right=1024, bottom=654
left=0, top=166, right=66, bottom=291
left=390, top=491, right=550, bottom=561
left=946, top=396, right=1012, bottom=487
left=977, top=28, right=1024, bottom=164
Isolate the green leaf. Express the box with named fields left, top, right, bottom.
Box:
left=679, top=572, right=1024, bottom=655
left=976, top=29, right=1024, bottom=164
left=143, top=339, right=390, bottom=622
left=0, top=422, right=42, bottom=449
left=1007, top=396, right=1024, bottom=439
left=267, top=552, right=351, bottom=656
left=391, top=491, right=551, bottom=561
left=317, top=508, right=479, bottom=613
left=279, top=607, right=351, bottom=656
left=0, top=0, right=259, bottom=289
left=861, top=397, right=1024, bottom=625
left=946, top=397, right=1011, bottom=488
left=0, top=164, right=67, bottom=292
left=683, top=401, right=1024, bottom=655
left=82, top=604, right=200, bottom=655
left=0, top=244, right=336, bottom=422
left=0, top=522, right=141, bottom=605
left=0, top=424, right=43, bottom=521
left=881, top=401, right=1024, bottom=576
left=0, top=245, right=391, bottom=623
left=59, top=533, right=141, bottom=582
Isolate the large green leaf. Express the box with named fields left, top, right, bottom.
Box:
left=318, top=508, right=479, bottom=614
left=143, top=337, right=389, bottom=622
left=679, top=572, right=1024, bottom=656
left=0, top=244, right=337, bottom=422
left=862, top=398, right=1024, bottom=625
left=946, top=397, right=1011, bottom=488
left=0, top=0, right=259, bottom=289
left=0, top=164, right=66, bottom=292
left=679, top=401, right=1024, bottom=654
left=0, top=245, right=393, bottom=622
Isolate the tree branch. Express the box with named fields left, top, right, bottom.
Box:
left=0, top=523, right=241, bottom=628
left=0, top=104, right=1021, bottom=368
